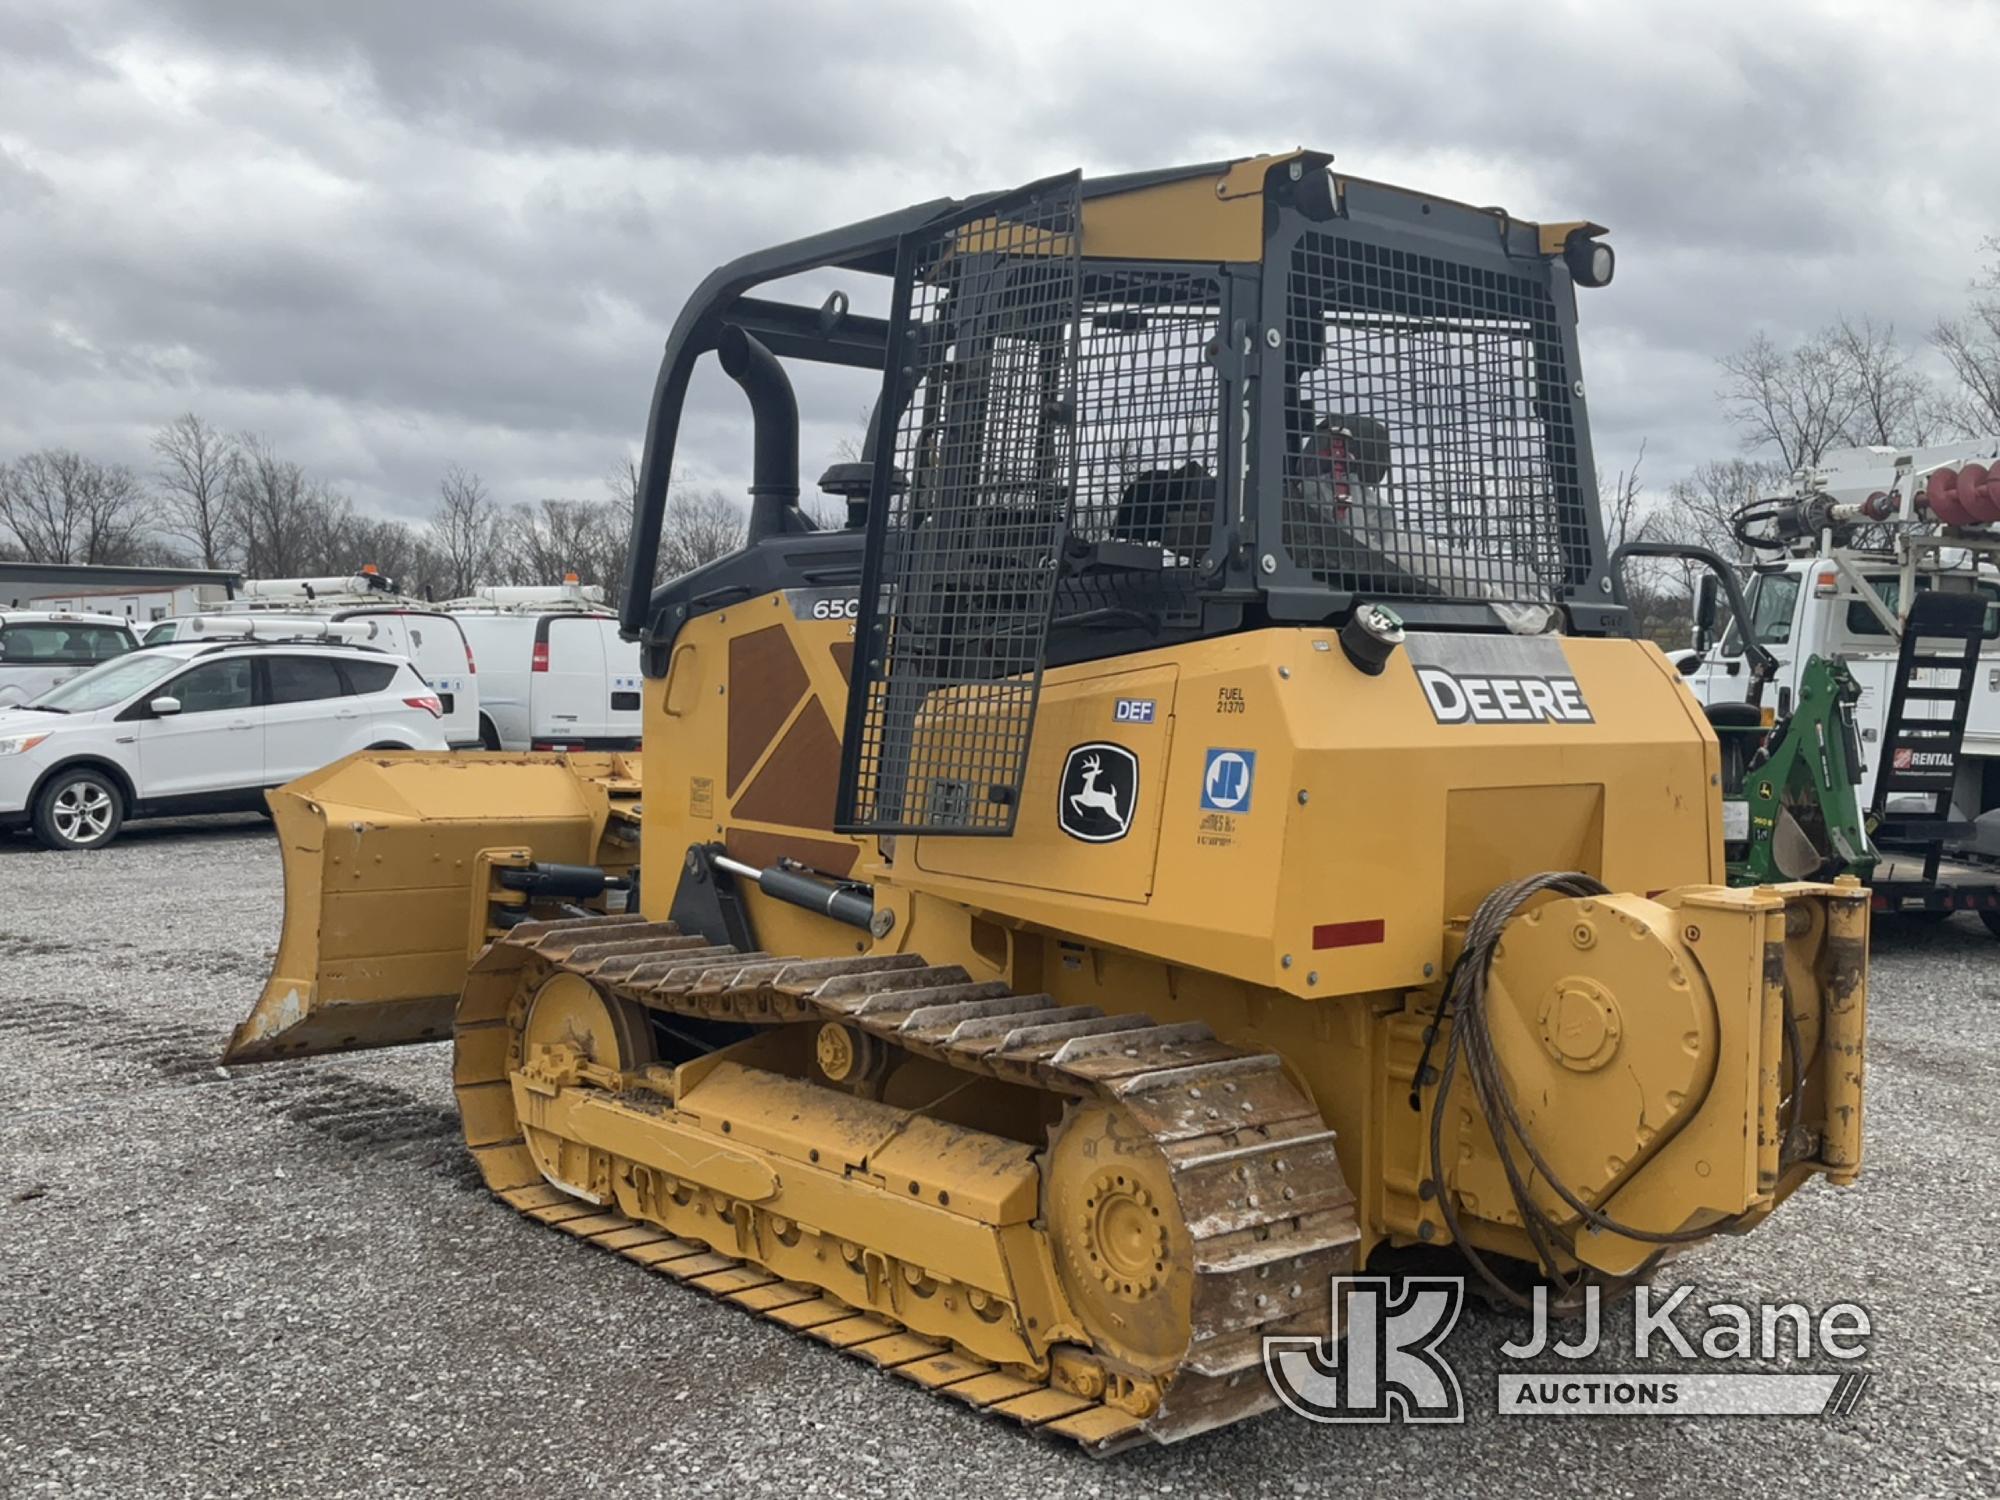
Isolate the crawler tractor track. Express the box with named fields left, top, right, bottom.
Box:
left=452, top=914, right=1359, bottom=1451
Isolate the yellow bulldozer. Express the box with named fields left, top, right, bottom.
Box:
left=225, top=152, right=1868, bottom=1450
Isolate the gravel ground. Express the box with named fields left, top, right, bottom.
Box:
left=2, top=817, right=1996, bottom=1498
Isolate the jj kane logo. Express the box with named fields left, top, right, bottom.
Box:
left=1264, top=1277, right=1466, bottom=1423
left=1058, top=742, right=1138, bottom=842
left=1264, top=1278, right=1874, bottom=1424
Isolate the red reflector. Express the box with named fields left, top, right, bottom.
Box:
left=1312, top=919, right=1385, bottom=949
left=531, top=641, right=549, bottom=672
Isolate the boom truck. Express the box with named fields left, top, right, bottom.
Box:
left=225, top=154, right=1869, bottom=1450
left=1679, top=438, right=2000, bottom=923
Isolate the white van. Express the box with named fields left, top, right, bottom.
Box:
left=147, top=591, right=482, bottom=749
left=451, top=608, right=643, bottom=751
left=0, top=611, right=139, bottom=706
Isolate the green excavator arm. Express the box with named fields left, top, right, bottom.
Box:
left=1726, top=654, right=1878, bottom=884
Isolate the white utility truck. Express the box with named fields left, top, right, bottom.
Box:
left=1684, top=437, right=2000, bottom=918
left=442, top=577, right=642, bottom=752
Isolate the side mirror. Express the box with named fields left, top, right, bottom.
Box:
left=1694, top=573, right=1719, bottom=652
left=1675, top=654, right=1701, bottom=677
left=148, top=695, right=183, bottom=717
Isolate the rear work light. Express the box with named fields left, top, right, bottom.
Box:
left=404, top=695, right=443, bottom=718
left=531, top=641, right=549, bottom=672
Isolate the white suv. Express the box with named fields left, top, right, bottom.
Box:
left=145, top=607, right=482, bottom=748
left=0, top=640, right=448, bottom=850
left=0, top=611, right=138, bottom=707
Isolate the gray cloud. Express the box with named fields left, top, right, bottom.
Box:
left=1, top=0, right=1994, bottom=533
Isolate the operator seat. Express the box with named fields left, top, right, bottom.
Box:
left=1704, top=700, right=1766, bottom=794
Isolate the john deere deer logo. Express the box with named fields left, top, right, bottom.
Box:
left=1059, top=743, right=1138, bottom=843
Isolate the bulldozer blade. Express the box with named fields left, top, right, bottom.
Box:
left=225, top=751, right=638, bottom=1065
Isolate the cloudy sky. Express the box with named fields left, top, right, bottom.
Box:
left=2, top=0, right=1995, bottom=527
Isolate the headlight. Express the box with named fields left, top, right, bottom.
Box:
left=0, top=732, right=50, bottom=756
left=1564, top=229, right=1615, bottom=289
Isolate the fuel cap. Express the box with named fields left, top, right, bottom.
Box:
left=1340, top=602, right=1405, bottom=676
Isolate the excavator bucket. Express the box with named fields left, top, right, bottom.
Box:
left=225, top=751, right=640, bottom=1064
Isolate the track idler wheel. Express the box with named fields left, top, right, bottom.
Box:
left=1045, top=1101, right=1195, bottom=1381
left=520, top=970, right=656, bottom=1075
left=511, top=970, right=657, bottom=1203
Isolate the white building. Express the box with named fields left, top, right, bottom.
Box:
left=0, top=562, right=242, bottom=624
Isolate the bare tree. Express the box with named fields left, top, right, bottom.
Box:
left=0, top=453, right=89, bottom=561
left=1828, top=316, right=1945, bottom=447
left=495, top=499, right=617, bottom=588
left=1932, top=238, right=2000, bottom=432
left=1661, top=457, right=1781, bottom=564
left=78, top=464, right=155, bottom=565
left=658, top=488, right=746, bottom=580
left=1595, top=442, right=1687, bottom=646
left=493, top=477, right=745, bottom=604
left=1608, top=456, right=1784, bottom=648
left=1722, top=318, right=1950, bottom=472
left=291, top=481, right=349, bottom=577
left=1600, top=440, right=1653, bottom=554
left=343, top=514, right=432, bottom=596
left=228, top=435, right=324, bottom=578
left=606, top=456, right=641, bottom=511
left=0, top=449, right=154, bottom=564
left=828, top=403, right=880, bottom=469
left=151, top=413, right=239, bottom=568
left=427, top=465, right=498, bottom=598
left=1718, top=329, right=1865, bottom=471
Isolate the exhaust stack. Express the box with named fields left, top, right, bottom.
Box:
left=716, top=325, right=802, bottom=544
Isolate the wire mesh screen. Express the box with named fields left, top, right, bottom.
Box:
left=839, top=178, right=1084, bottom=835
left=1052, top=269, right=1224, bottom=630
left=1075, top=272, right=1224, bottom=555
left=1280, top=232, right=1587, bottom=605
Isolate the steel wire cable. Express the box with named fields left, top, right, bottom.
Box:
left=1425, top=871, right=1757, bottom=1309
